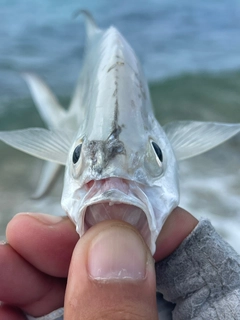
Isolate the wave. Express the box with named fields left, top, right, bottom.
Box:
left=150, top=70, right=240, bottom=124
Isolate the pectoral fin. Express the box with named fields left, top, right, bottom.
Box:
left=0, top=128, right=72, bottom=165
left=164, top=121, right=240, bottom=161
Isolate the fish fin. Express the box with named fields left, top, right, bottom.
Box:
left=163, top=121, right=240, bottom=161
left=22, top=73, right=66, bottom=128
left=32, top=162, right=62, bottom=199
left=69, top=11, right=101, bottom=119
left=74, top=9, right=101, bottom=40
left=0, top=128, right=73, bottom=165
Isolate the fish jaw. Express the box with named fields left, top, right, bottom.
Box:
left=61, top=177, right=179, bottom=254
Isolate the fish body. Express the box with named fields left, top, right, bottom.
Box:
left=61, top=24, right=179, bottom=252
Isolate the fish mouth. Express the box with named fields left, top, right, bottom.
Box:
left=84, top=202, right=150, bottom=246
left=79, top=178, right=153, bottom=249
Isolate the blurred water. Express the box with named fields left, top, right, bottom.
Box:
left=1, top=0, right=240, bottom=99
left=0, top=0, right=240, bottom=251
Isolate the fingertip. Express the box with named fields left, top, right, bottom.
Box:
left=154, top=207, right=198, bottom=261
left=87, top=225, right=149, bottom=280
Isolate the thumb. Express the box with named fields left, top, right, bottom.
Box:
left=64, top=220, right=158, bottom=320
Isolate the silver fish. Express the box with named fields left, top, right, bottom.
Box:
left=1, top=12, right=240, bottom=320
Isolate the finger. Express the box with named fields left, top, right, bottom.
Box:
left=154, top=206, right=198, bottom=261
left=6, top=213, right=79, bottom=277
left=0, top=243, right=65, bottom=317
left=0, top=304, right=27, bottom=320
left=64, top=220, right=158, bottom=320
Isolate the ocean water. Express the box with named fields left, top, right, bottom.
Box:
left=0, top=0, right=240, bottom=252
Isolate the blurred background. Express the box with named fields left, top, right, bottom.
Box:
left=0, top=0, right=240, bottom=251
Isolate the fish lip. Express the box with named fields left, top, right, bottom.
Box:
left=74, top=178, right=156, bottom=252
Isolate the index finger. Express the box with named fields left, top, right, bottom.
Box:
left=6, top=213, right=79, bottom=277
left=154, top=207, right=198, bottom=262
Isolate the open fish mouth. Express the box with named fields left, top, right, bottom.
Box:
left=84, top=202, right=150, bottom=246
left=75, top=178, right=154, bottom=250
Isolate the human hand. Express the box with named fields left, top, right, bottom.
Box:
left=0, top=207, right=198, bottom=320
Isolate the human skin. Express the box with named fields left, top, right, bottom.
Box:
left=0, top=207, right=198, bottom=320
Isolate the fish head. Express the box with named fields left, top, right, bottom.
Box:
left=62, top=111, right=179, bottom=255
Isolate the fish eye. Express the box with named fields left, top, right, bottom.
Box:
left=72, top=144, right=82, bottom=164
left=151, top=141, right=163, bottom=165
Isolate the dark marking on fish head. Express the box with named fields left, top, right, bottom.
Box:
left=107, top=61, right=124, bottom=73
left=112, top=97, right=119, bottom=131
left=105, top=126, right=126, bottom=160
left=87, top=126, right=126, bottom=174
left=113, top=88, right=117, bottom=97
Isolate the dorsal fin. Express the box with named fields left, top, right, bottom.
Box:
left=74, top=10, right=100, bottom=40
left=21, top=72, right=66, bottom=129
